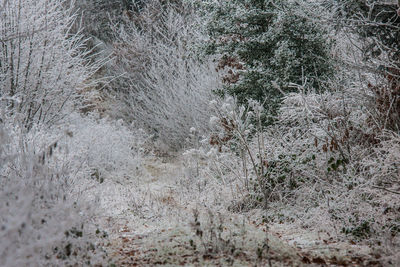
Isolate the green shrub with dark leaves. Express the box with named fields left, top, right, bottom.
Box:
left=205, top=0, right=334, bottom=116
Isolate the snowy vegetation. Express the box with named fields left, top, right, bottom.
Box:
left=204, top=0, right=334, bottom=116
left=1, top=0, right=400, bottom=266
left=108, top=1, right=221, bottom=148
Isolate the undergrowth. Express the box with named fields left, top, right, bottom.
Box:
left=185, top=77, right=400, bottom=263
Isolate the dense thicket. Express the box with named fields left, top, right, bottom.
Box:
left=190, top=2, right=400, bottom=262
left=109, top=0, right=220, bottom=149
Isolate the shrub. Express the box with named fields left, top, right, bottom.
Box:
left=57, top=113, right=146, bottom=182
left=194, top=79, right=399, bottom=257
left=0, top=116, right=106, bottom=266
left=109, top=0, right=221, bottom=149
left=0, top=0, right=99, bottom=129
left=204, top=0, right=334, bottom=115
left=0, top=104, right=146, bottom=265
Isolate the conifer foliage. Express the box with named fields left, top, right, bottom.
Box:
left=205, top=0, right=334, bottom=114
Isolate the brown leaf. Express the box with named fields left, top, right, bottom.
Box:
left=312, top=257, right=326, bottom=264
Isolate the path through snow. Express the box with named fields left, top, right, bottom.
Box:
left=89, top=156, right=379, bottom=266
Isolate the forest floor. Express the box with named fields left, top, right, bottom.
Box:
left=91, top=156, right=382, bottom=266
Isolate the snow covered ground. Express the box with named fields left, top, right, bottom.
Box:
left=84, top=155, right=383, bottom=266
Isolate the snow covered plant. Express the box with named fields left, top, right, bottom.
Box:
left=57, top=113, right=147, bottom=183
left=110, top=0, right=221, bottom=149
left=0, top=0, right=100, bottom=129
left=0, top=119, right=106, bottom=266
left=204, top=0, right=334, bottom=115
left=195, top=82, right=400, bottom=250
left=258, top=83, right=400, bottom=245
left=184, top=97, right=272, bottom=210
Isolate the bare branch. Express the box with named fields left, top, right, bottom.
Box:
left=372, top=185, right=400, bottom=195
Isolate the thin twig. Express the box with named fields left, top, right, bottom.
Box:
left=371, top=185, right=400, bottom=195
